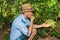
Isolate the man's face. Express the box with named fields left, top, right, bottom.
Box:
left=26, top=11, right=33, bottom=18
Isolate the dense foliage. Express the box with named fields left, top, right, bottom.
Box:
left=0, top=0, right=60, bottom=39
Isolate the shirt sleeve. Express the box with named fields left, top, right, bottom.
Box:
left=16, top=22, right=30, bottom=37
left=26, top=19, right=30, bottom=27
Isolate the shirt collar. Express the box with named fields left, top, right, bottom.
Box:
left=21, top=14, right=27, bottom=23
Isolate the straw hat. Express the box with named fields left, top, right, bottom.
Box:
left=22, top=3, right=34, bottom=12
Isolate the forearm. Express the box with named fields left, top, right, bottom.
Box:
left=33, top=24, right=43, bottom=29
left=28, top=21, right=33, bottom=35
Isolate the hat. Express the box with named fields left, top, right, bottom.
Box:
left=22, top=3, right=34, bottom=12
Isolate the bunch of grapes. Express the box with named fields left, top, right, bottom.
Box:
left=45, top=19, right=56, bottom=29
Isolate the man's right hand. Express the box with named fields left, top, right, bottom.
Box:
left=30, top=16, right=35, bottom=22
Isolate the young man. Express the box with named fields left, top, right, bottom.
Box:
left=10, top=4, right=50, bottom=40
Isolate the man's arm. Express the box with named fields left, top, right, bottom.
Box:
left=33, top=24, right=43, bottom=29
left=28, top=20, right=33, bottom=36
left=28, top=16, right=34, bottom=36
left=33, top=23, right=50, bottom=29
left=28, top=16, right=50, bottom=36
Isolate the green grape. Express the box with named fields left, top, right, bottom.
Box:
left=45, top=19, right=56, bottom=29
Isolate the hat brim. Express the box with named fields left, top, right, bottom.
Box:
left=22, top=8, right=34, bottom=12
left=22, top=10, right=34, bottom=12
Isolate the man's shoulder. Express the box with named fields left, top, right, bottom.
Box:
left=14, top=14, right=23, bottom=21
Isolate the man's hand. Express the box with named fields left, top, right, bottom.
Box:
left=42, top=23, right=51, bottom=27
left=30, top=16, right=35, bottom=22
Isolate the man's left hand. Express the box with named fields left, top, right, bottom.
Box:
left=42, top=23, right=51, bottom=27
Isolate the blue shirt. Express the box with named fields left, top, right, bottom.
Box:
left=10, top=14, right=30, bottom=40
